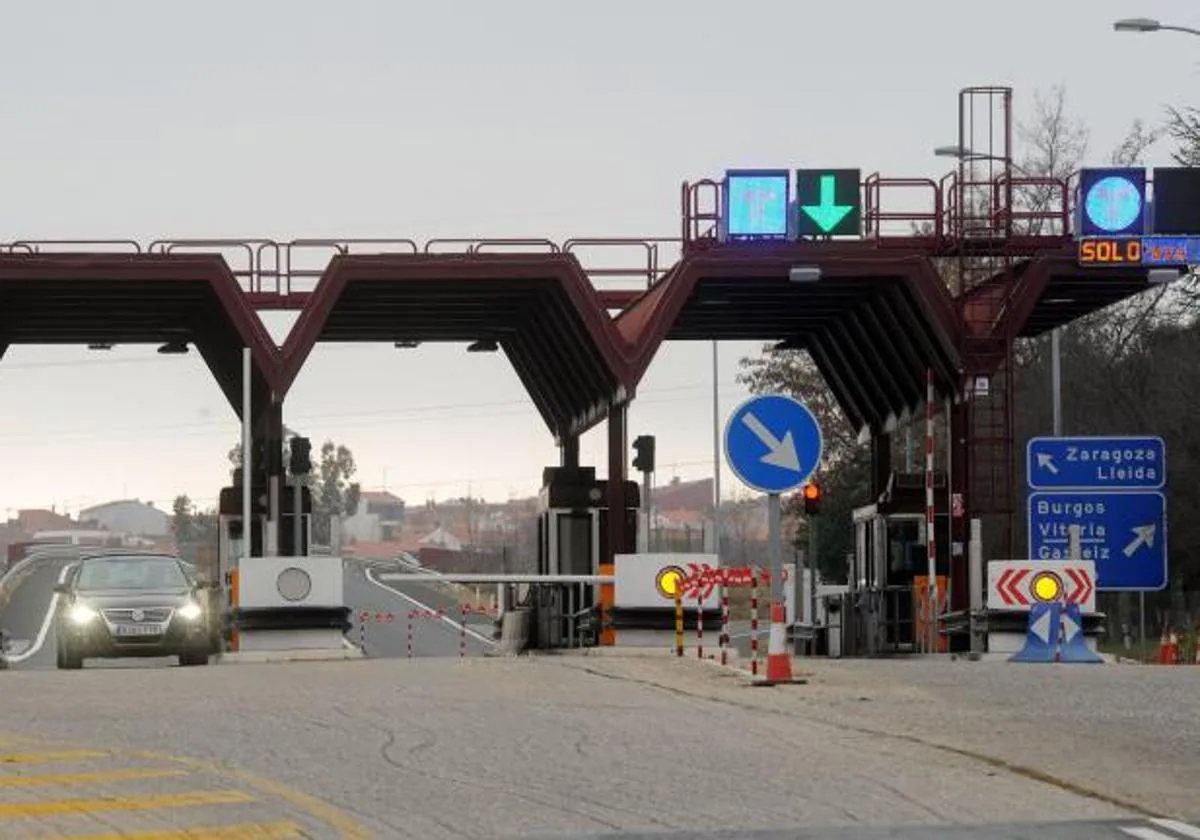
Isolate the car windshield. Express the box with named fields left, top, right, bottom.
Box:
left=75, top=557, right=188, bottom=591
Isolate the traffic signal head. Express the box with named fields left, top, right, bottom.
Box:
left=632, top=434, right=656, bottom=474
left=289, top=436, right=313, bottom=476
left=801, top=480, right=822, bottom=515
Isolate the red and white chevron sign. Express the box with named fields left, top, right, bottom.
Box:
left=987, top=560, right=1096, bottom=614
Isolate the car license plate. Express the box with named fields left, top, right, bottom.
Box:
left=116, top=624, right=160, bottom=637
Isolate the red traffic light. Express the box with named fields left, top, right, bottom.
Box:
left=801, top=481, right=822, bottom=514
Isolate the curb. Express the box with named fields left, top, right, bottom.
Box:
left=217, top=648, right=365, bottom=665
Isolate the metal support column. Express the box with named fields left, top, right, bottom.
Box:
left=606, top=403, right=629, bottom=565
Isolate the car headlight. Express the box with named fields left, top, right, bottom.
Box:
left=68, top=604, right=98, bottom=625
left=177, top=602, right=203, bottom=621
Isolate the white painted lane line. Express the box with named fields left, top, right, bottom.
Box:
left=363, top=566, right=496, bottom=647
left=1150, top=819, right=1200, bottom=839
left=1121, top=827, right=1182, bottom=840
left=4, top=564, right=71, bottom=664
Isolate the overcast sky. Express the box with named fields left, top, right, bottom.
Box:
left=0, top=0, right=1195, bottom=518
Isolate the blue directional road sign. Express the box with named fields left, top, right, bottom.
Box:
left=724, top=394, right=823, bottom=495
left=1026, top=436, right=1166, bottom=491
left=1028, top=491, right=1167, bottom=591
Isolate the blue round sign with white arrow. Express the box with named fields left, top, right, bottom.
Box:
left=724, top=394, right=824, bottom=495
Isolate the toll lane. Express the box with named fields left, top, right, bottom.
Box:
left=343, top=561, right=496, bottom=658
left=0, top=552, right=77, bottom=669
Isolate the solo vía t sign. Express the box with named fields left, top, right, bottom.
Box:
left=1079, top=238, right=1141, bottom=264
left=801, top=175, right=854, bottom=233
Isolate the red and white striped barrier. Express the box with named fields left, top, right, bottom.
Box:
left=459, top=604, right=498, bottom=658
left=719, top=585, right=730, bottom=666
left=749, top=570, right=760, bottom=677
left=357, top=609, right=397, bottom=650
left=406, top=608, right=445, bottom=658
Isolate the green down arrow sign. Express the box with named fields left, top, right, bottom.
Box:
left=796, top=169, right=862, bottom=236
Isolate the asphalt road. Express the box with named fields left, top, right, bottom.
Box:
left=524, top=821, right=1200, bottom=840
left=343, top=561, right=497, bottom=658
left=2, top=558, right=1195, bottom=838
left=0, top=554, right=497, bottom=669
left=0, top=653, right=1192, bottom=839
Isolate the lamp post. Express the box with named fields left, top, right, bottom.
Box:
left=711, top=340, right=722, bottom=557
left=1113, top=14, right=1198, bottom=657
left=1113, top=17, right=1200, bottom=37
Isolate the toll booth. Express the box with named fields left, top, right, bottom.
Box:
left=216, top=483, right=314, bottom=585
left=529, top=466, right=639, bottom=648
left=842, top=472, right=950, bottom=655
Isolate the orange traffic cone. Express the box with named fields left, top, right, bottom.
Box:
left=756, top=601, right=804, bottom=685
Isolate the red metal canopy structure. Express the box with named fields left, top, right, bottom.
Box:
left=0, top=86, right=1166, bottom=608
left=0, top=247, right=278, bottom=420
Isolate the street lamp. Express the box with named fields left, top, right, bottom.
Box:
left=1114, top=17, right=1200, bottom=37
left=933, top=143, right=1062, bottom=435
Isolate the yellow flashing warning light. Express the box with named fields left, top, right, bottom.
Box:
left=655, top=565, right=686, bottom=600
left=1030, top=570, right=1064, bottom=603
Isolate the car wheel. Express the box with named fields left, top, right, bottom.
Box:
left=57, top=639, right=82, bottom=670
left=179, top=651, right=208, bottom=667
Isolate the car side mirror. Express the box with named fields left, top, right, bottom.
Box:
left=53, top=583, right=70, bottom=595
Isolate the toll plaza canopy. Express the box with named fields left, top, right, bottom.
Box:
left=279, top=253, right=631, bottom=443
left=613, top=246, right=961, bottom=435
left=0, top=247, right=278, bottom=419
left=0, top=162, right=1180, bottom=446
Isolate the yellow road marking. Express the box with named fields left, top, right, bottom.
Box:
left=0, top=731, right=373, bottom=839
left=0, top=767, right=190, bottom=787
left=0, top=789, right=256, bottom=818
left=0, top=750, right=109, bottom=764
left=129, top=752, right=374, bottom=840
left=30, top=820, right=304, bottom=839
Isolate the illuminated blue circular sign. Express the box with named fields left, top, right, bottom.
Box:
left=1085, top=177, right=1143, bottom=232
left=1078, top=167, right=1147, bottom=237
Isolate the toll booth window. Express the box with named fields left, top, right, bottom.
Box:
left=556, top=512, right=593, bottom=577
left=888, top=519, right=922, bottom=575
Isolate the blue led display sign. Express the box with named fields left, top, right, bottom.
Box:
left=724, top=170, right=789, bottom=241
left=1076, top=236, right=1198, bottom=267
left=1151, top=167, right=1200, bottom=235
left=1078, top=168, right=1147, bottom=237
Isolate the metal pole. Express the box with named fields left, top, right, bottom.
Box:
left=925, top=369, right=938, bottom=654
left=241, top=348, right=252, bottom=563
left=809, top=521, right=818, bottom=643
left=711, top=340, right=722, bottom=557
left=642, top=471, right=652, bottom=552
left=968, top=518, right=984, bottom=654
left=1139, top=591, right=1147, bottom=661
left=268, top=472, right=280, bottom=556
left=1051, top=327, right=1063, bottom=436
left=767, top=493, right=783, bottom=606
left=945, top=394, right=954, bottom=610
left=293, top=481, right=303, bottom=557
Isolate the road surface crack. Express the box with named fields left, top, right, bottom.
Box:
left=559, top=660, right=1165, bottom=820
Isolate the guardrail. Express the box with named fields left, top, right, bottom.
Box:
left=375, top=571, right=609, bottom=650
left=2, top=237, right=681, bottom=300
